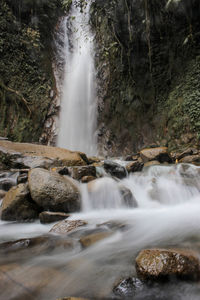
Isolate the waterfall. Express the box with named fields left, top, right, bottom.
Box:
left=57, top=0, right=97, bottom=155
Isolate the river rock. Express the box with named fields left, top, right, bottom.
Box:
left=17, top=173, right=28, bottom=184
left=1, top=184, right=39, bottom=221
left=50, top=219, right=88, bottom=235
left=80, top=231, right=113, bottom=248
left=69, top=166, right=96, bottom=181
left=103, top=160, right=127, bottom=179
left=81, top=175, right=96, bottom=183
left=39, top=211, right=70, bottom=224
left=177, top=148, right=199, bottom=161
left=143, top=160, right=161, bottom=168
left=0, top=140, right=88, bottom=168
left=0, top=190, right=6, bottom=200
left=113, top=277, right=143, bottom=298
left=136, top=248, right=200, bottom=281
left=179, top=154, right=200, bottom=165
left=28, top=168, right=81, bottom=213
left=118, top=184, right=137, bottom=207
left=126, top=160, right=144, bottom=173
left=0, top=178, right=16, bottom=191
left=125, top=154, right=139, bottom=161
left=0, top=235, right=74, bottom=259
left=140, top=147, right=172, bottom=163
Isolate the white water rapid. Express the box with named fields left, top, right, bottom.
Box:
left=1, top=163, right=200, bottom=299
left=57, top=0, right=97, bottom=155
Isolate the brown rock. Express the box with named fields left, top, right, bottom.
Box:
left=39, top=211, right=70, bottom=224
left=0, top=140, right=88, bottom=168
left=81, top=176, right=96, bottom=183
left=143, top=160, right=160, bottom=168
left=177, top=148, right=199, bottom=161
left=140, top=147, right=172, bottom=163
left=50, top=219, right=88, bottom=234
left=0, top=189, right=6, bottom=200
left=126, top=160, right=144, bottom=173
left=28, top=168, right=81, bottom=213
left=80, top=231, right=113, bottom=248
left=179, top=154, right=200, bottom=165
left=1, top=184, right=39, bottom=221
left=0, top=263, right=66, bottom=300
left=87, top=156, right=101, bottom=164
left=136, top=248, right=200, bottom=281
left=0, top=235, right=74, bottom=259
left=69, top=166, right=96, bottom=181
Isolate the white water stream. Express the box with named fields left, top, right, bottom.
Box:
left=1, top=163, right=200, bottom=299
left=57, top=0, right=97, bottom=155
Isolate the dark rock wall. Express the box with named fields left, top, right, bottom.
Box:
left=0, top=0, right=64, bottom=142
left=91, top=0, right=200, bottom=155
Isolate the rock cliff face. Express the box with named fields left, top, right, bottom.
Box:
left=91, top=0, right=200, bottom=155
left=0, top=0, right=200, bottom=155
left=0, top=0, right=64, bottom=143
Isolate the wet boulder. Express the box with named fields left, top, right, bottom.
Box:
left=28, top=168, right=81, bottom=213
left=0, top=190, right=6, bottom=200
left=118, top=184, right=137, bottom=207
left=1, top=184, right=39, bottom=221
left=140, top=147, right=172, bottom=164
left=69, top=166, right=96, bottom=181
left=81, top=175, right=96, bottom=183
left=113, top=277, right=143, bottom=298
left=126, top=160, right=144, bottom=173
left=50, top=219, right=88, bottom=235
left=179, top=154, right=200, bottom=165
left=143, top=160, right=161, bottom=168
left=17, top=173, right=28, bottom=184
left=136, top=248, right=200, bottom=281
left=103, top=160, right=127, bottom=179
left=0, top=235, right=74, bottom=259
left=177, top=148, right=199, bottom=161
left=80, top=231, right=113, bottom=248
left=39, top=211, right=70, bottom=224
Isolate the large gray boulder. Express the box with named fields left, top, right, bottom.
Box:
left=1, top=184, right=39, bottom=221
left=28, top=168, right=81, bottom=213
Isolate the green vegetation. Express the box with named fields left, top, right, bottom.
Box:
left=0, top=0, right=63, bottom=141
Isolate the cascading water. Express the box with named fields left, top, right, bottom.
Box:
left=57, top=0, right=97, bottom=155
left=1, top=163, right=200, bottom=299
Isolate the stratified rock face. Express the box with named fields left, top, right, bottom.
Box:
left=50, top=220, right=88, bottom=235
left=1, top=184, right=39, bottom=221
left=140, top=147, right=172, bottom=163
left=0, top=140, right=88, bottom=168
left=136, top=248, right=200, bottom=281
left=91, top=0, right=200, bottom=155
left=28, top=168, right=81, bottom=213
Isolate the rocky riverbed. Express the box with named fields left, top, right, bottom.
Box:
left=0, top=140, right=200, bottom=299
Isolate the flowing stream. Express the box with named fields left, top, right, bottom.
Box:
left=1, top=163, right=200, bottom=299
left=57, top=0, right=97, bottom=155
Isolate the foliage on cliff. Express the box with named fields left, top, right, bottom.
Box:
left=91, top=0, right=200, bottom=154
left=0, top=0, right=63, bottom=142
